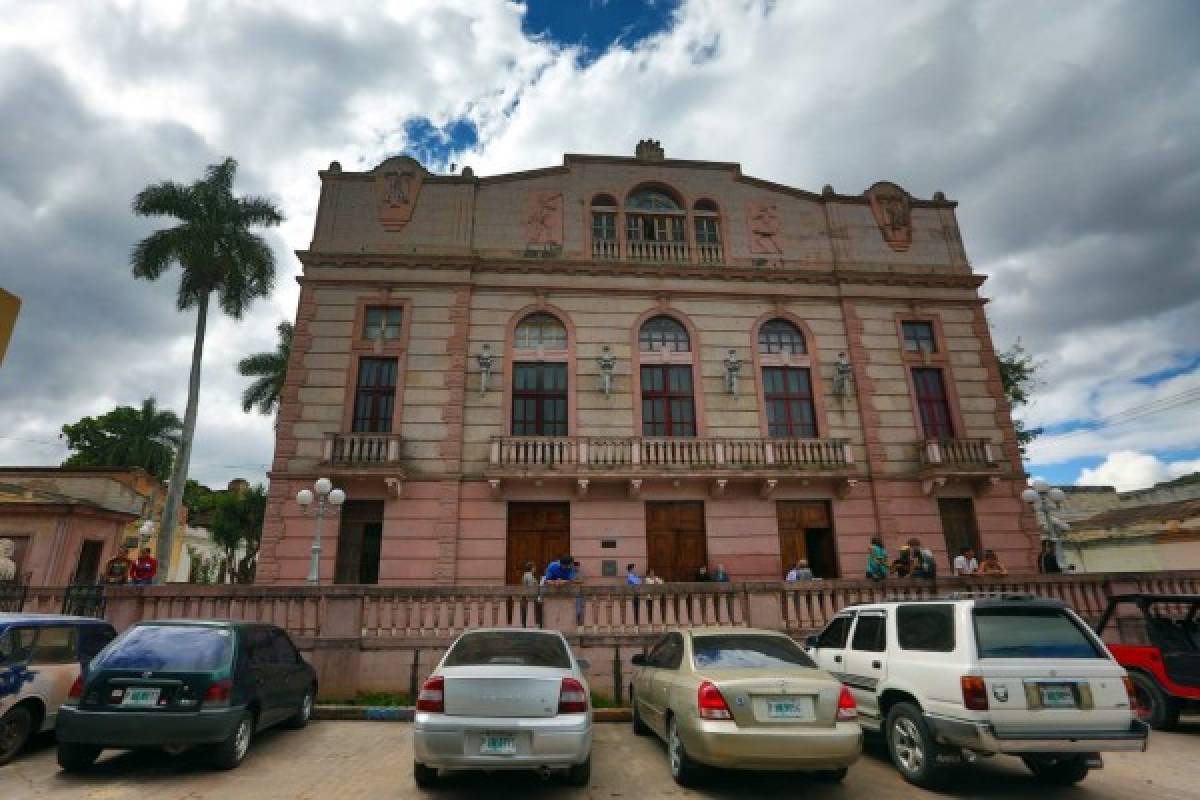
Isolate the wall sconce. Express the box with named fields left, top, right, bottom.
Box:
left=597, top=345, right=616, bottom=396
left=476, top=344, right=494, bottom=397
left=724, top=349, right=742, bottom=395
left=833, top=351, right=853, bottom=396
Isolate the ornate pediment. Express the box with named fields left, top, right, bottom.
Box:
left=373, top=156, right=426, bottom=232
left=865, top=181, right=913, bottom=251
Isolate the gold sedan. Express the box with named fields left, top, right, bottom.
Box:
left=631, top=627, right=862, bottom=786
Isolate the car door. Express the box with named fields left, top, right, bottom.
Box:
left=635, top=636, right=670, bottom=732
left=810, top=613, right=854, bottom=682
left=0, top=626, right=39, bottom=719
left=243, top=627, right=284, bottom=727
left=843, top=611, right=888, bottom=724
left=646, top=634, right=685, bottom=736
left=26, top=625, right=81, bottom=729
left=269, top=628, right=310, bottom=711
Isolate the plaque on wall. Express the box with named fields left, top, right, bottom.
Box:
left=601, top=560, right=618, bottom=577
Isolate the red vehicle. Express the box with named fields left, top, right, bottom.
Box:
left=1094, top=594, right=1200, bottom=729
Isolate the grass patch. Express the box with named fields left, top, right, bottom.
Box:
left=590, top=690, right=627, bottom=709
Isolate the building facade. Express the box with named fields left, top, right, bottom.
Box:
left=258, top=141, right=1035, bottom=586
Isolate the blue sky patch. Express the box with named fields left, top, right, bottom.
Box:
left=522, top=0, right=682, bottom=65
left=1133, top=353, right=1200, bottom=388
left=400, top=116, right=479, bottom=170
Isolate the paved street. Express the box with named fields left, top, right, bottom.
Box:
left=2, top=719, right=1197, bottom=800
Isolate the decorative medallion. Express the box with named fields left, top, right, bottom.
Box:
left=865, top=181, right=913, bottom=251
left=374, top=156, right=425, bottom=232
left=526, top=191, right=564, bottom=246
left=746, top=199, right=782, bottom=254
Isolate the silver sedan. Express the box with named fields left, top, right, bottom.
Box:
left=413, top=628, right=593, bottom=787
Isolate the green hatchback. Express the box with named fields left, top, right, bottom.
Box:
left=55, top=620, right=317, bottom=771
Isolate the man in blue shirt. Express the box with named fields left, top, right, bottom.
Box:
left=625, top=563, right=643, bottom=586
left=543, top=556, right=576, bottom=585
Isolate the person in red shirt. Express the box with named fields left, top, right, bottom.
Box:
left=131, top=547, right=159, bottom=585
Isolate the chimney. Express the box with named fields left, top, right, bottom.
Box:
left=635, top=139, right=665, bottom=161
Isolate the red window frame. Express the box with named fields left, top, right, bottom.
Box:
left=913, top=367, right=954, bottom=439
left=512, top=362, right=568, bottom=436
left=352, top=358, right=397, bottom=433
left=762, top=367, right=817, bottom=438
left=641, top=365, right=696, bottom=437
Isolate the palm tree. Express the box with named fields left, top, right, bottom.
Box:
left=61, top=397, right=182, bottom=482
left=238, top=320, right=292, bottom=416
left=131, top=158, right=283, bottom=582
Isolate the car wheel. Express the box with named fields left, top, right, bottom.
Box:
left=667, top=716, right=702, bottom=787
left=631, top=692, right=651, bottom=736
left=1129, top=671, right=1180, bottom=730
left=286, top=685, right=315, bottom=729
left=0, top=705, right=34, bottom=766
left=886, top=702, right=943, bottom=789
left=813, top=767, right=848, bottom=783
left=56, top=742, right=101, bottom=772
left=566, top=754, right=591, bottom=787
left=413, top=761, right=438, bottom=788
left=211, top=711, right=254, bottom=770
left=1023, top=755, right=1090, bottom=785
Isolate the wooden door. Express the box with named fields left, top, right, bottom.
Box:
left=506, top=503, right=570, bottom=585
left=777, top=501, right=838, bottom=578
left=938, top=498, right=980, bottom=558
left=645, top=502, right=707, bottom=583
left=335, top=500, right=385, bottom=584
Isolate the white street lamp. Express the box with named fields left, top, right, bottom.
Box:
left=296, top=478, right=346, bottom=585
left=1022, top=479, right=1070, bottom=569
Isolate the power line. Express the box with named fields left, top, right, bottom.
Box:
left=1039, top=385, right=1200, bottom=442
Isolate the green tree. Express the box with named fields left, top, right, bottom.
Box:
left=60, top=397, right=182, bottom=481
left=209, top=484, right=267, bottom=584
left=238, top=320, right=292, bottom=415
left=131, top=158, right=283, bottom=582
left=997, top=340, right=1043, bottom=458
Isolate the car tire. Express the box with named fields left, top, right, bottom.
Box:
left=56, top=742, right=101, bottom=772
left=1023, top=755, right=1090, bottom=785
left=631, top=693, right=651, bottom=736
left=1129, top=671, right=1180, bottom=730
left=813, top=767, right=849, bottom=783
left=413, top=761, right=438, bottom=788
left=667, top=716, right=702, bottom=787
left=566, top=754, right=591, bottom=787
left=0, top=705, right=34, bottom=766
left=211, top=711, right=254, bottom=770
left=885, top=702, right=943, bottom=789
left=286, top=685, right=315, bottom=730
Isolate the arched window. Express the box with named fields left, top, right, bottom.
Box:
left=692, top=198, right=721, bottom=263
left=694, top=198, right=718, bottom=212
left=591, top=194, right=618, bottom=259
left=625, top=186, right=686, bottom=261
left=758, top=319, right=807, bottom=355
left=626, top=188, right=682, bottom=211
left=514, top=312, right=567, bottom=350
left=639, top=315, right=690, bottom=352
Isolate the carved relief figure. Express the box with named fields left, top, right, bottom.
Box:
left=746, top=200, right=783, bottom=254
left=374, top=157, right=425, bottom=232
left=526, top=191, right=564, bottom=245
left=866, top=182, right=913, bottom=251
left=0, top=538, right=15, bottom=582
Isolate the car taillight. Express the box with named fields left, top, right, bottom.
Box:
left=697, top=681, right=732, bottom=720
left=64, top=675, right=84, bottom=706
left=836, top=685, right=857, bottom=721
left=1122, top=676, right=1140, bottom=711
left=416, top=676, right=445, bottom=713
left=558, top=678, right=588, bottom=714
left=203, top=678, right=233, bottom=707
left=961, top=676, right=989, bottom=711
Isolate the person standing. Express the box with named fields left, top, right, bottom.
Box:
left=131, top=547, right=159, bottom=585
left=694, top=565, right=712, bottom=582
left=1038, top=540, right=1062, bottom=574
left=712, top=564, right=730, bottom=583
left=625, top=563, right=643, bottom=586
left=952, top=547, right=979, bottom=577
left=978, top=549, right=1008, bottom=576
left=908, top=538, right=937, bottom=579
left=785, top=560, right=814, bottom=582
left=101, top=549, right=135, bottom=585
left=866, top=536, right=889, bottom=581
left=521, top=560, right=539, bottom=627
left=521, top=560, right=538, bottom=588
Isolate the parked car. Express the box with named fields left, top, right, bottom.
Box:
left=1094, top=593, right=1200, bottom=729
left=630, top=626, right=861, bottom=787
left=0, top=614, right=117, bottom=765
left=413, top=628, right=593, bottom=787
left=55, top=620, right=316, bottom=771
left=806, top=594, right=1148, bottom=788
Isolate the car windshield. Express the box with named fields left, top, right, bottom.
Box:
left=692, top=634, right=816, bottom=669
left=444, top=631, right=571, bottom=668
left=93, top=625, right=234, bottom=671
left=974, top=608, right=1105, bottom=659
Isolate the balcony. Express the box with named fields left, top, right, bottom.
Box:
left=590, top=237, right=724, bottom=264
left=918, top=438, right=1003, bottom=494
left=323, top=433, right=403, bottom=467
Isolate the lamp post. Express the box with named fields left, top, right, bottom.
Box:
left=1021, top=479, right=1068, bottom=568
left=296, top=478, right=346, bottom=585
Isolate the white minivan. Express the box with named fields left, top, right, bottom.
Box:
left=806, top=594, right=1148, bottom=787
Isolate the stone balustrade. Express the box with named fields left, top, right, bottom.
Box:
left=921, top=437, right=998, bottom=467
left=323, top=432, right=402, bottom=466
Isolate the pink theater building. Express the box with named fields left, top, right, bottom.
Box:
left=257, top=140, right=1036, bottom=586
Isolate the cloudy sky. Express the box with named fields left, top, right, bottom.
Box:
left=1, top=0, right=1198, bottom=493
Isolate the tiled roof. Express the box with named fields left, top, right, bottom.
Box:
left=1072, top=498, right=1200, bottom=530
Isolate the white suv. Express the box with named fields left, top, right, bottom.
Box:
left=806, top=594, right=1148, bottom=787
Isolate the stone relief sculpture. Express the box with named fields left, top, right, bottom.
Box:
left=746, top=200, right=783, bottom=254
left=374, top=157, right=426, bottom=232
left=526, top=191, right=564, bottom=246
left=866, top=181, right=913, bottom=251
left=0, top=539, right=16, bottom=581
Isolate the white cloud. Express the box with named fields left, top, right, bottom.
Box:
left=1076, top=450, right=1200, bottom=492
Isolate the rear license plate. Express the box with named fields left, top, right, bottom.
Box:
left=121, top=688, right=161, bottom=707
left=480, top=734, right=517, bottom=755
left=1038, top=684, right=1076, bottom=708
left=765, top=696, right=815, bottom=720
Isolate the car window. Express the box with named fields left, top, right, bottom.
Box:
left=94, top=625, right=235, bottom=671
left=30, top=625, right=79, bottom=665
left=692, top=635, right=816, bottom=669
left=79, top=625, right=117, bottom=663
left=0, top=627, right=38, bottom=666
left=898, top=604, right=956, bottom=652
left=270, top=630, right=300, bottom=664
left=246, top=628, right=276, bottom=667
left=657, top=634, right=684, bottom=670
left=644, top=636, right=671, bottom=667
left=973, top=608, right=1105, bottom=659
left=444, top=631, right=571, bottom=668
left=851, top=615, right=886, bottom=652
left=816, top=615, right=853, bottom=649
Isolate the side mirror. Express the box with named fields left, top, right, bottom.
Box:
left=631, top=653, right=647, bottom=667
left=576, top=658, right=590, bottom=671
left=805, top=635, right=818, bottom=650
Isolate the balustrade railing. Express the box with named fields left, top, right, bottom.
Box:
left=325, top=433, right=402, bottom=465
left=922, top=438, right=998, bottom=467
left=697, top=242, right=723, bottom=264
left=592, top=238, right=619, bottom=260
left=489, top=435, right=852, bottom=471
left=627, top=239, right=689, bottom=263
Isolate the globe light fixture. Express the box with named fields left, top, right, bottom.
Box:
left=1022, top=479, right=1070, bottom=569
left=296, top=478, right=347, bottom=585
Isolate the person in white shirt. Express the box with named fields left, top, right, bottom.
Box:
left=953, top=547, right=979, bottom=576
left=785, top=560, right=814, bottom=582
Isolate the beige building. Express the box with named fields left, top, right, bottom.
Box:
left=259, top=140, right=1035, bottom=586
